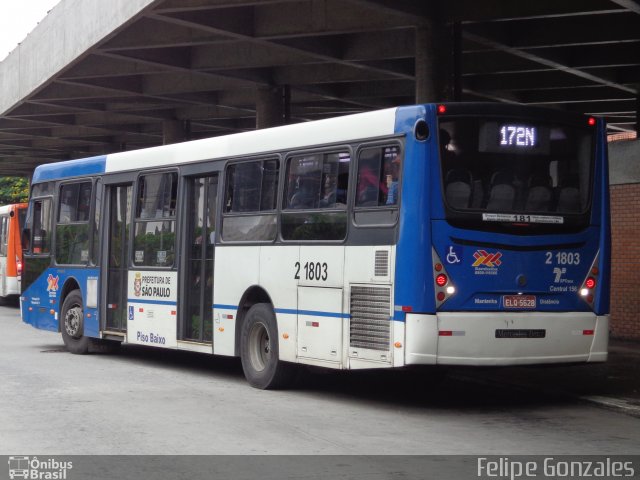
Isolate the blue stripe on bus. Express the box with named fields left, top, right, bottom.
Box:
left=275, top=308, right=350, bottom=319
left=212, top=304, right=353, bottom=320
left=127, top=298, right=177, bottom=306
left=32, top=155, right=107, bottom=182
left=213, top=304, right=238, bottom=310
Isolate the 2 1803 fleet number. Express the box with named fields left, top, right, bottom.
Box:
left=294, top=261, right=328, bottom=281
left=545, top=251, right=581, bottom=265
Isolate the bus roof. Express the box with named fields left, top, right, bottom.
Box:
left=32, top=107, right=399, bottom=183
left=0, top=203, right=28, bottom=215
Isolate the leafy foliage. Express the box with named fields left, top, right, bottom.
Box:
left=0, top=177, right=29, bottom=204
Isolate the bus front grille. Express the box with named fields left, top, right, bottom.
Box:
left=350, top=286, right=391, bottom=351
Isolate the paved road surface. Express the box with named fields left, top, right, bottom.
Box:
left=1, top=305, right=639, bottom=455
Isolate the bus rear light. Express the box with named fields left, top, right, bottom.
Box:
left=579, top=252, right=600, bottom=309
left=588, top=117, right=596, bottom=126
left=16, top=258, right=23, bottom=276
left=401, top=305, right=413, bottom=312
left=437, top=105, right=447, bottom=114
left=432, top=248, right=456, bottom=307
left=583, top=329, right=595, bottom=336
left=439, top=330, right=453, bottom=336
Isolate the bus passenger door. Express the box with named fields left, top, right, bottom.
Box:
left=104, top=184, right=132, bottom=333
left=181, top=174, right=218, bottom=344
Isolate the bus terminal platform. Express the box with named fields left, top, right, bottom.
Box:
left=453, top=339, right=640, bottom=418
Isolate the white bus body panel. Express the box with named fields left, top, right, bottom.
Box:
left=4, top=275, right=20, bottom=296
left=126, top=271, right=178, bottom=348
left=0, top=258, right=20, bottom=297
left=213, top=246, right=260, bottom=356
left=260, top=245, right=299, bottom=363
left=405, top=312, right=609, bottom=366
left=106, top=108, right=397, bottom=173
left=343, top=245, right=395, bottom=368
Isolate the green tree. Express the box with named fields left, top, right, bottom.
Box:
left=0, top=176, right=29, bottom=204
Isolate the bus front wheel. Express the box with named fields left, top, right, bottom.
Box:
left=240, top=303, right=295, bottom=389
left=61, top=289, right=90, bottom=354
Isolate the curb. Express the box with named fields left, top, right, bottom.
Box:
left=449, top=372, right=640, bottom=419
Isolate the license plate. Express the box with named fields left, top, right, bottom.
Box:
left=502, top=295, right=536, bottom=309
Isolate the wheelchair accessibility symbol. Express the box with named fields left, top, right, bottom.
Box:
left=446, top=245, right=462, bottom=264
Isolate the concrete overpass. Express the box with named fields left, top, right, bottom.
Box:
left=0, top=0, right=639, bottom=175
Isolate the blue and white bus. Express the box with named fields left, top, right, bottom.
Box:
left=20, top=103, right=610, bottom=389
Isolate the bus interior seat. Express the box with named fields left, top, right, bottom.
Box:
left=525, top=174, right=553, bottom=211
left=445, top=168, right=473, bottom=209
left=486, top=171, right=516, bottom=211
left=556, top=182, right=581, bottom=213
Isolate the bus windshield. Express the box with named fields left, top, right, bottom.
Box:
left=439, top=116, right=594, bottom=229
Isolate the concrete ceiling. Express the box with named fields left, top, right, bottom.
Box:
left=0, top=0, right=639, bottom=175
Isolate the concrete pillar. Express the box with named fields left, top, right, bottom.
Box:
left=415, top=13, right=455, bottom=103
left=256, top=86, right=290, bottom=129
left=163, top=120, right=189, bottom=145
left=636, top=94, right=640, bottom=140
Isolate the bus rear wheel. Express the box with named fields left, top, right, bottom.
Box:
left=240, top=303, right=295, bottom=389
left=61, top=289, right=90, bottom=354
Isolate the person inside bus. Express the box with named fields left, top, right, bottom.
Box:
left=319, top=174, right=337, bottom=208
left=386, top=155, right=400, bottom=205
left=59, top=189, right=74, bottom=223
left=289, top=177, right=317, bottom=209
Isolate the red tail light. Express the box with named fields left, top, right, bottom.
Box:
left=585, top=277, right=596, bottom=289
left=16, top=258, right=22, bottom=276
left=436, top=274, right=448, bottom=287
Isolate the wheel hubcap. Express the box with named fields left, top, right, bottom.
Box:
left=248, top=322, right=270, bottom=372
left=64, top=305, right=82, bottom=338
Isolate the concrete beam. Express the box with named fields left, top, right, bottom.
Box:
left=0, top=0, right=160, bottom=116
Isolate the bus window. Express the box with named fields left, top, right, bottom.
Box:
left=91, top=179, right=102, bottom=265
left=439, top=117, right=593, bottom=231
left=32, top=199, right=52, bottom=254
left=133, top=172, right=177, bottom=267
left=222, top=159, right=278, bottom=242
left=281, top=151, right=350, bottom=241
left=56, top=182, right=92, bottom=265
left=0, top=216, right=7, bottom=256
left=355, top=146, right=401, bottom=207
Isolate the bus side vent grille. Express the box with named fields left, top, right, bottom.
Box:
left=350, top=286, right=390, bottom=351
left=374, top=250, right=389, bottom=277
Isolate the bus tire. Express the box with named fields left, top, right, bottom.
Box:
left=240, top=303, right=295, bottom=389
left=60, top=289, right=90, bottom=355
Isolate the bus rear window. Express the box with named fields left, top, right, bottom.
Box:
left=439, top=117, right=594, bottom=229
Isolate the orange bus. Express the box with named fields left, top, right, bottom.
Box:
left=0, top=203, right=27, bottom=299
